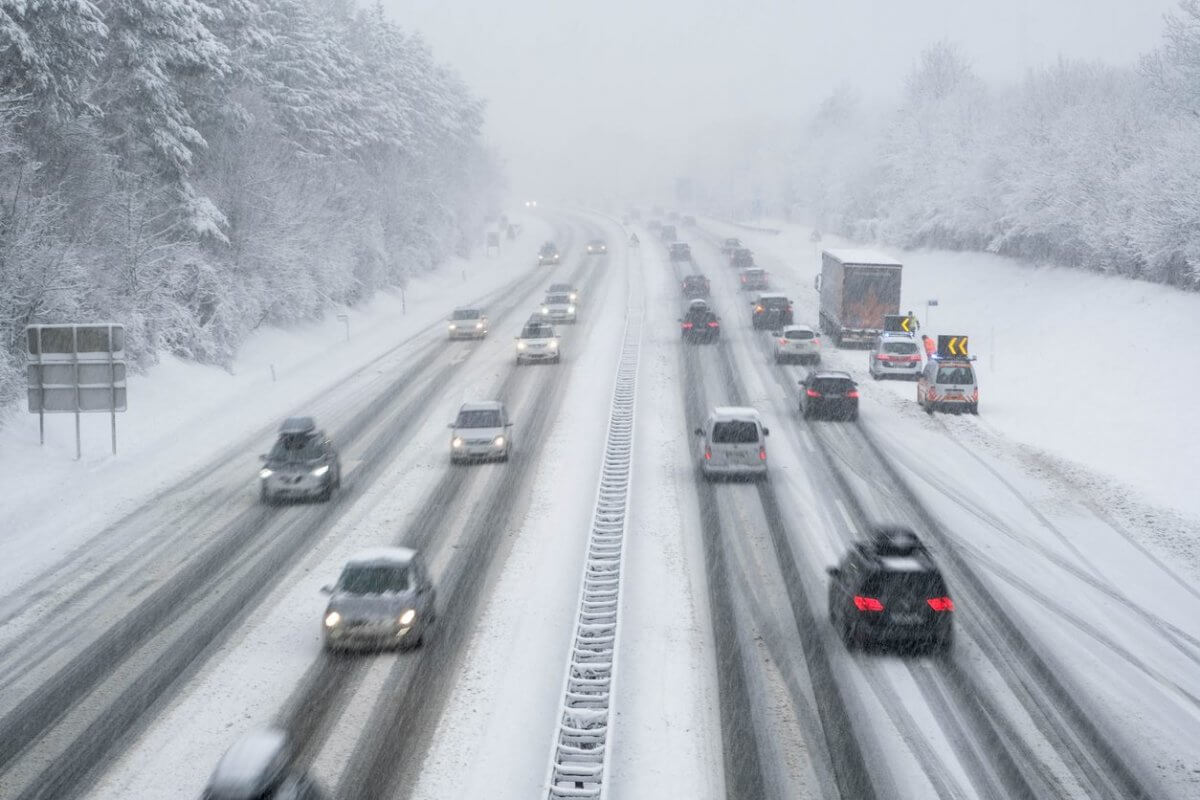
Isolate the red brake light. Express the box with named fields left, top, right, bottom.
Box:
left=847, top=390, right=860, bottom=399
left=779, top=338, right=788, bottom=346
left=682, top=322, right=693, bottom=329
left=707, top=321, right=719, bottom=328
left=704, top=446, right=711, bottom=460
left=876, top=354, right=890, bottom=361
left=806, top=388, right=821, bottom=398
left=854, top=596, right=884, bottom=612
left=812, top=338, right=820, bottom=345
left=758, top=447, right=767, bottom=461
left=927, top=597, right=954, bottom=612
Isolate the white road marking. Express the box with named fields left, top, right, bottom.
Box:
left=834, top=498, right=857, bottom=532
left=801, top=431, right=816, bottom=453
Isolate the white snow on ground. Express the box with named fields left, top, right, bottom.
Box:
left=0, top=216, right=553, bottom=590
left=711, top=218, right=1200, bottom=563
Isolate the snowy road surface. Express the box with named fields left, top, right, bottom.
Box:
left=0, top=210, right=1196, bottom=799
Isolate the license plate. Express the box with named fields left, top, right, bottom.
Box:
left=891, top=612, right=923, bottom=625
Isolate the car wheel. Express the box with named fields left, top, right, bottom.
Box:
left=334, top=462, right=342, bottom=489
left=969, top=403, right=979, bottom=415
left=849, top=412, right=859, bottom=422
left=319, top=481, right=333, bottom=502
left=260, top=484, right=272, bottom=506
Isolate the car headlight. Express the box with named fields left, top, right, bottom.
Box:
left=517, top=342, right=527, bottom=350
left=548, top=339, right=558, bottom=349
left=399, top=609, right=416, bottom=626
left=448, top=323, right=457, bottom=330
left=311, top=465, right=330, bottom=477
left=541, top=306, right=549, bottom=314
left=475, top=322, right=483, bottom=329
left=493, top=436, right=505, bottom=447
left=259, top=468, right=273, bottom=479
left=452, top=437, right=464, bottom=448
left=567, top=305, right=575, bottom=313
left=324, top=611, right=341, bottom=628
left=569, top=294, right=577, bottom=302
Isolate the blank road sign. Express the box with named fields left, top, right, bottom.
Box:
left=27, top=363, right=127, bottom=386
left=28, top=386, right=127, bottom=413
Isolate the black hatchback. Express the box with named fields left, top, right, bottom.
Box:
left=681, top=274, right=710, bottom=298
left=799, top=370, right=859, bottom=421
left=827, top=527, right=954, bottom=652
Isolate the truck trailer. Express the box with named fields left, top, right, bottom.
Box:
left=816, top=249, right=903, bottom=347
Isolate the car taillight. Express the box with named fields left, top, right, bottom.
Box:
left=682, top=322, right=694, bottom=329
left=787, top=305, right=793, bottom=312
left=704, top=446, right=711, bottom=460
left=876, top=354, right=891, bottom=361
left=806, top=389, right=821, bottom=398
left=758, top=447, right=767, bottom=461
left=779, top=338, right=789, bottom=346
left=927, top=597, right=954, bottom=612
left=906, top=354, right=921, bottom=363
left=707, top=321, right=719, bottom=328
left=812, top=338, right=820, bottom=345
left=854, top=596, right=884, bottom=612
left=847, top=390, right=860, bottom=399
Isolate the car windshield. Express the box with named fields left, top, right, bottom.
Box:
left=937, top=366, right=975, bottom=384
left=711, top=420, right=760, bottom=444
left=456, top=409, right=501, bottom=428
left=268, top=434, right=322, bottom=461
left=451, top=309, right=480, bottom=320
left=883, top=341, right=918, bottom=354
left=685, top=276, right=705, bottom=285
left=522, top=324, right=552, bottom=338
left=549, top=284, right=571, bottom=292
left=811, top=378, right=855, bottom=394
left=786, top=329, right=814, bottom=340
left=338, top=564, right=411, bottom=594
left=760, top=297, right=789, bottom=309
left=546, top=294, right=570, bottom=304
left=540, top=244, right=556, bottom=253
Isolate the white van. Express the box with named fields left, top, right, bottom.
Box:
left=917, top=358, right=979, bottom=414
left=694, top=407, right=770, bottom=481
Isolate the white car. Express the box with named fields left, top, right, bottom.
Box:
left=773, top=325, right=821, bottom=364
left=447, top=307, right=488, bottom=340
left=694, top=407, right=769, bottom=481
left=448, top=401, right=512, bottom=462
left=516, top=321, right=561, bottom=364
left=868, top=332, right=922, bottom=379
left=541, top=293, right=577, bottom=324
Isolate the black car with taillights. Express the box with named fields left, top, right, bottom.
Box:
left=680, top=301, right=720, bottom=344
left=798, top=370, right=859, bottom=421
left=750, top=293, right=793, bottom=329
left=827, top=527, right=954, bottom=652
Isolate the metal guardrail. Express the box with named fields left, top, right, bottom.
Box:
left=543, top=269, right=642, bottom=800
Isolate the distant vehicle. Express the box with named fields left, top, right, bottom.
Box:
left=667, top=211, right=680, bottom=222
left=259, top=417, right=341, bottom=504
left=682, top=215, right=697, bottom=227
left=322, top=547, right=436, bottom=651
left=721, top=237, right=743, bottom=255
left=659, top=224, right=678, bottom=242
left=586, top=239, right=608, bottom=255
left=524, top=200, right=538, bottom=208
left=816, top=249, right=903, bottom=347
left=647, top=219, right=663, bottom=232
left=694, top=406, right=769, bottom=481
left=773, top=324, right=821, bottom=364
left=449, top=401, right=512, bottom=462
left=541, top=292, right=577, bottom=324
left=869, top=332, right=922, bottom=380
left=738, top=267, right=768, bottom=290
left=516, top=321, right=561, bottom=364
left=827, top=527, right=954, bottom=652
left=681, top=274, right=710, bottom=299
left=538, top=242, right=561, bottom=266
left=680, top=301, right=720, bottom=344
left=750, top=293, right=793, bottom=329
left=669, top=242, right=692, bottom=262
left=204, top=729, right=329, bottom=800
left=798, top=370, right=859, bottom=421
left=917, top=357, right=978, bottom=414
left=548, top=282, right=578, bottom=303
left=730, top=247, right=754, bottom=268
left=447, top=307, right=488, bottom=340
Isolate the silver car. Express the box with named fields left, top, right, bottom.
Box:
left=541, top=293, right=577, bottom=324
left=204, top=729, right=329, bottom=800
left=694, top=407, right=770, bottom=481
left=449, top=401, right=512, bottom=462
left=259, top=417, right=341, bottom=504
left=447, top=307, right=488, bottom=339
left=516, top=321, right=561, bottom=364
left=322, top=548, right=436, bottom=651
left=869, top=332, right=922, bottom=379
left=773, top=324, right=821, bottom=364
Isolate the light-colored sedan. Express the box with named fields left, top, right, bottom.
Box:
left=322, top=547, right=436, bottom=651
left=516, top=321, right=561, bottom=364
left=449, top=401, right=512, bottom=462
left=540, top=293, right=577, bottom=324
left=694, top=407, right=770, bottom=481
left=773, top=325, right=821, bottom=364
left=447, top=307, right=488, bottom=340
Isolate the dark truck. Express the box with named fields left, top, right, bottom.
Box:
left=816, top=249, right=903, bottom=347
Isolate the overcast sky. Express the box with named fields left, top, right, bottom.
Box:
left=384, top=0, right=1179, bottom=201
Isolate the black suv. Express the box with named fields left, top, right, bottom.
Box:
left=680, top=301, right=720, bottom=344
left=681, top=274, right=710, bottom=299
left=669, top=242, right=692, bottom=262
left=660, top=224, right=678, bottom=242
left=750, top=293, right=793, bottom=329
left=259, top=417, right=341, bottom=504
left=798, top=370, right=859, bottom=421
left=731, top=247, right=754, bottom=268
left=827, top=527, right=954, bottom=652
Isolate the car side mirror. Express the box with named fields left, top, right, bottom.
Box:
left=259, top=454, right=267, bottom=462
left=825, top=566, right=840, bottom=578
left=693, top=427, right=704, bottom=436
left=763, top=428, right=770, bottom=436
left=320, top=584, right=333, bottom=595
left=446, top=423, right=455, bottom=429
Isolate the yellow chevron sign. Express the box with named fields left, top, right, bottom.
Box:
left=937, top=335, right=970, bottom=357
left=900, top=317, right=913, bottom=332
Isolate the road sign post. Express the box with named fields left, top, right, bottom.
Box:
left=27, top=324, right=127, bottom=459
left=926, top=299, right=938, bottom=330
